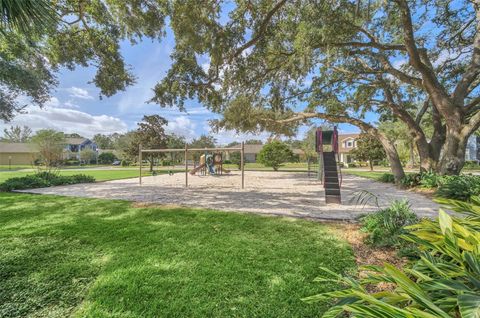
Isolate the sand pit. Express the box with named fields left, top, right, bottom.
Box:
left=21, top=171, right=440, bottom=220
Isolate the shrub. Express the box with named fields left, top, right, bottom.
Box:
left=436, top=174, right=480, bottom=201
left=378, top=173, right=395, bottom=183
left=257, top=141, right=294, bottom=171
left=121, top=160, right=130, bottom=167
left=463, top=160, right=479, bottom=169
left=304, top=197, right=480, bottom=317
left=360, top=200, right=418, bottom=248
left=418, top=171, right=441, bottom=188
left=0, top=173, right=96, bottom=192
left=98, top=152, right=117, bottom=164
left=0, top=175, right=50, bottom=191
left=400, top=173, right=422, bottom=187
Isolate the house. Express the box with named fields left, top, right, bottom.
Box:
left=0, top=137, right=98, bottom=165
left=64, top=138, right=98, bottom=160
left=466, top=135, right=480, bottom=162
left=337, top=133, right=360, bottom=165
left=0, top=142, right=38, bottom=165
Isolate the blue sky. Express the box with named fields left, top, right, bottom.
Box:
left=0, top=21, right=361, bottom=145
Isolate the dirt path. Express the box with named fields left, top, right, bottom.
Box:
left=21, top=171, right=440, bottom=220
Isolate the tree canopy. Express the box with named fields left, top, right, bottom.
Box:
left=147, top=0, right=480, bottom=179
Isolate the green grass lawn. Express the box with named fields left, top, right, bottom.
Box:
left=0, top=193, right=355, bottom=318
left=0, top=169, right=180, bottom=183
left=342, top=169, right=388, bottom=181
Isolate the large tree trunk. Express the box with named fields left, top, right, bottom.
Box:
left=377, top=133, right=405, bottom=184
left=437, top=128, right=468, bottom=175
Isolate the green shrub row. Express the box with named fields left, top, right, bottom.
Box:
left=377, top=171, right=480, bottom=201
left=304, top=197, right=480, bottom=317
left=0, top=172, right=95, bottom=192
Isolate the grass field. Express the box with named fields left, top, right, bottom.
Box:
left=0, top=193, right=355, bottom=317
left=0, top=169, right=181, bottom=183
left=342, top=169, right=388, bottom=181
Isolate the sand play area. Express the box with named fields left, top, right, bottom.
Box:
left=22, top=171, right=440, bottom=220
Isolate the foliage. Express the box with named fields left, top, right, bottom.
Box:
left=304, top=197, right=480, bottom=318
left=360, top=200, right=418, bottom=248
left=189, top=135, right=216, bottom=149
left=92, top=134, right=114, bottom=149
left=30, top=129, right=65, bottom=169
left=418, top=172, right=442, bottom=188
left=1, top=125, right=32, bottom=142
left=378, top=173, right=395, bottom=183
left=0, top=193, right=356, bottom=317
left=98, top=152, right=117, bottom=164
left=121, top=159, right=130, bottom=167
left=79, top=148, right=96, bottom=164
left=0, top=0, right=57, bottom=33
left=436, top=175, right=480, bottom=202
left=350, top=133, right=386, bottom=171
left=257, top=141, right=294, bottom=171
left=123, top=115, right=169, bottom=170
left=229, top=151, right=244, bottom=169
left=0, top=172, right=94, bottom=191
left=400, top=173, right=422, bottom=188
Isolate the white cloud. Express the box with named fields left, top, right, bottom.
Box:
left=0, top=106, right=128, bottom=138
left=165, top=116, right=196, bottom=140
left=67, top=87, right=94, bottom=100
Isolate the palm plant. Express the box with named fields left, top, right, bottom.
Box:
left=304, top=197, right=480, bottom=317
left=0, top=0, right=57, bottom=33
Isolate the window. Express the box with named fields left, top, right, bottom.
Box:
left=346, top=140, right=353, bottom=148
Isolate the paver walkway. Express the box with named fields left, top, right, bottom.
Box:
left=21, top=171, right=440, bottom=220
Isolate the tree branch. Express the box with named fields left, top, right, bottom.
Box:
left=231, top=0, right=288, bottom=60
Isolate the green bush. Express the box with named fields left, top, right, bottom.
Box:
left=0, top=173, right=96, bottom=192
left=463, top=160, right=479, bottom=169
left=98, top=152, right=117, bottom=164
left=304, top=197, right=480, bottom=317
left=0, top=175, right=50, bottom=191
left=418, top=171, right=441, bottom=188
left=436, top=174, right=480, bottom=201
left=121, top=159, right=130, bottom=167
left=400, top=173, right=422, bottom=187
left=378, top=173, right=395, bottom=183
left=360, top=200, right=418, bottom=248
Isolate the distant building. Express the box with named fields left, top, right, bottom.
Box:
left=64, top=138, right=98, bottom=160
left=0, top=142, right=38, bottom=165
left=337, top=133, right=360, bottom=165
left=466, top=135, right=480, bottom=162
left=0, top=137, right=98, bottom=165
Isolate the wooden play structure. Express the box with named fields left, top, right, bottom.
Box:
left=316, top=127, right=342, bottom=204
left=138, top=143, right=245, bottom=189
left=189, top=152, right=231, bottom=176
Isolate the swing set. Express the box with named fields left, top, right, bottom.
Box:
left=138, top=142, right=245, bottom=189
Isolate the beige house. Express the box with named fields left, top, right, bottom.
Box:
left=0, top=142, right=38, bottom=165
left=338, top=133, right=360, bottom=164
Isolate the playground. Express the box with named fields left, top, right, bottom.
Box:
left=22, top=170, right=439, bottom=220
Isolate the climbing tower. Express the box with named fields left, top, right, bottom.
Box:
left=316, top=127, right=342, bottom=204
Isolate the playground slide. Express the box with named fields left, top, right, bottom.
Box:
left=219, top=166, right=231, bottom=173
left=189, top=163, right=205, bottom=175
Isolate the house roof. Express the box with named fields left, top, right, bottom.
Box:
left=0, top=142, right=38, bottom=153
left=65, top=137, right=89, bottom=145
left=338, top=133, right=360, bottom=153
left=243, top=144, right=263, bottom=154
left=339, top=133, right=360, bottom=142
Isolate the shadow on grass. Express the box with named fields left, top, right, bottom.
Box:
left=0, top=193, right=356, bottom=318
